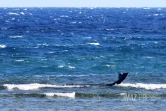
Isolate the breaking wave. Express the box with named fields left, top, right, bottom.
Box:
left=3, top=83, right=84, bottom=91
left=0, top=92, right=75, bottom=98
left=44, top=92, right=75, bottom=98
left=1, top=92, right=166, bottom=99
left=0, top=44, right=6, bottom=48
left=88, top=42, right=100, bottom=46
left=118, top=83, right=166, bottom=90
left=3, top=83, right=166, bottom=91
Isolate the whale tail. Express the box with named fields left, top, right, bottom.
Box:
left=105, top=73, right=128, bottom=86
left=66, top=73, right=129, bottom=87
left=117, top=72, right=128, bottom=84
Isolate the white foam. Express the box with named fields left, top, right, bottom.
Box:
left=58, top=65, right=64, bottom=68
left=88, top=42, right=100, bottom=46
left=104, top=64, right=111, bottom=67
left=14, top=59, right=25, bottom=62
left=118, top=83, right=166, bottom=90
left=3, top=83, right=83, bottom=91
left=20, top=12, right=25, bottom=15
left=8, top=12, right=19, bottom=15
left=37, top=43, right=49, bottom=46
left=44, top=92, right=75, bottom=98
left=58, top=65, right=75, bottom=69
left=154, top=14, right=159, bottom=16
left=0, top=44, right=6, bottom=48
left=9, top=35, right=23, bottom=38
left=48, top=51, right=55, bottom=54
left=68, top=66, right=75, bottom=69
left=153, top=14, right=164, bottom=17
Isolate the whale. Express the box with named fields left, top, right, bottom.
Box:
left=66, top=72, right=128, bottom=87
left=105, top=72, right=128, bottom=86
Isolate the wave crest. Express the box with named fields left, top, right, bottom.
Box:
left=0, top=44, right=6, bottom=48
left=44, top=92, right=75, bottom=98
left=3, top=83, right=83, bottom=91
left=118, top=83, right=166, bottom=90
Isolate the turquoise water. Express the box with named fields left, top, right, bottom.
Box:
left=0, top=8, right=166, bottom=111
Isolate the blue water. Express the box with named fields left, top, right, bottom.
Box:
left=0, top=8, right=166, bottom=111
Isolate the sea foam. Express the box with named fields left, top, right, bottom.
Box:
left=0, top=44, right=6, bottom=48
left=9, top=35, right=23, bottom=38
left=3, top=83, right=83, bottom=91
left=118, top=83, right=166, bottom=90
left=88, top=42, right=100, bottom=46
left=8, top=12, right=19, bottom=15
left=44, top=92, right=75, bottom=98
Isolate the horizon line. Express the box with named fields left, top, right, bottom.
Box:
left=0, top=6, right=166, bottom=8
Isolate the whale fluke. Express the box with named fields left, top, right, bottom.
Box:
left=66, top=73, right=128, bottom=87
left=105, top=72, right=128, bottom=86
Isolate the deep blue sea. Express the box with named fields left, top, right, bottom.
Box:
left=0, top=7, right=166, bottom=111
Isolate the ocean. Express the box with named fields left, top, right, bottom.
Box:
left=0, top=7, right=166, bottom=111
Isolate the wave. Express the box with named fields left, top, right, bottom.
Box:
left=0, top=44, right=6, bottom=48
left=14, top=59, right=25, bottom=62
left=1, top=92, right=166, bottom=99
left=8, top=12, right=19, bottom=15
left=44, top=92, right=75, bottom=98
left=88, top=42, right=100, bottom=46
left=0, top=92, right=75, bottom=98
left=3, top=83, right=84, bottom=91
left=9, top=35, right=23, bottom=38
left=3, top=83, right=166, bottom=91
left=117, top=83, right=166, bottom=90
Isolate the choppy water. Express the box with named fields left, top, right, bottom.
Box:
left=0, top=8, right=166, bottom=111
